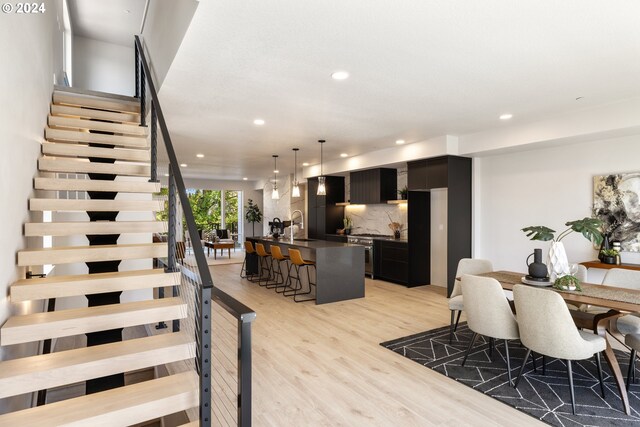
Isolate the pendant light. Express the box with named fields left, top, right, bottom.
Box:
left=272, top=155, right=280, bottom=200
left=317, top=139, right=326, bottom=196
left=292, top=148, right=301, bottom=198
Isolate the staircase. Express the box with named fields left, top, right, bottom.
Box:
left=0, top=87, right=198, bottom=424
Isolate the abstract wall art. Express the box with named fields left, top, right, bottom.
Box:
left=593, top=172, right=640, bottom=252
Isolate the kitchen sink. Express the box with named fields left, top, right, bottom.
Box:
left=293, top=238, right=317, bottom=242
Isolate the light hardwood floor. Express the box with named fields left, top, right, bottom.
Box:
left=210, top=264, right=543, bottom=427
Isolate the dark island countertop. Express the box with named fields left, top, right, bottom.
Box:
left=246, top=236, right=365, bottom=304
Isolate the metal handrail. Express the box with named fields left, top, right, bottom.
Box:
left=134, top=35, right=255, bottom=427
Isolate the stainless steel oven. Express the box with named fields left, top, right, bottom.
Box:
left=348, top=236, right=374, bottom=278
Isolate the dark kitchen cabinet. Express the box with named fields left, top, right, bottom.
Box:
left=307, top=176, right=345, bottom=240
left=407, top=155, right=472, bottom=296
left=350, top=168, right=397, bottom=204
left=374, top=240, right=409, bottom=285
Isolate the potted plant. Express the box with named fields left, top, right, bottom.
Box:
left=554, top=274, right=582, bottom=292
left=387, top=212, right=405, bottom=239
left=244, top=199, right=263, bottom=237
left=343, top=216, right=353, bottom=235
left=398, top=185, right=408, bottom=200
left=600, top=249, right=618, bottom=265
left=522, top=217, right=603, bottom=280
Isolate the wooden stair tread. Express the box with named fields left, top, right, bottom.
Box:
left=54, top=85, right=139, bottom=103
left=25, top=220, right=166, bottom=237
left=0, top=333, right=194, bottom=399
left=0, top=371, right=198, bottom=426
left=1, top=297, right=186, bottom=345
left=34, top=177, right=161, bottom=193
left=48, top=115, right=148, bottom=136
left=17, top=242, right=167, bottom=266
left=53, top=90, right=141, bottom=114
left=29, top=198, right=164, bottom=212
left=11, top=269, right=178, bottom=302
left=51, top=104, right=140, bottom=124
left=42, top=142, right=150, bottom=162
left=39, top=157, right=150, bottom=177
left=46, top=127, right=148, bottom=149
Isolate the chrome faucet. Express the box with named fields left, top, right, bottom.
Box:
left=290, top=209, right=304, bottom=242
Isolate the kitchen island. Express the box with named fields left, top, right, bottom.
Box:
left=246, top=237, right=365, bottom=304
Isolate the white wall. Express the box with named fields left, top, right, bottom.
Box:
left=72, top=36, right=134, bottom=96
left=0, top=0, right=64, bottom=413
left=142, top=0, right=199, bottom=87
left=475, top=134, right=640, bottom=278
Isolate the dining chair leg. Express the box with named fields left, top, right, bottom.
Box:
left=595, top=352, right=605, bottom=398
left=461, top=332, right=478, bottom=367
left=454, top=310, right=462, bottom=331
left=449, top=310, right=455, bottom=345
left=514, top=348, right=532, bottom=389
left=504, top=340, right=513, bottom=386
left=567, top=360, right=576, bottom=415
left=530, top=352, right=537, bottom=373
left=627, top=349, right=637, bottom=391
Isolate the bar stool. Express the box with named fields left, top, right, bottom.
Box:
left=240, top=241, right=258, bottom=281
left=254, top=243, right=273, bottom=287
left=284, top=248, right=317, bottom=303
left=269, top=245, right=290, bottom=290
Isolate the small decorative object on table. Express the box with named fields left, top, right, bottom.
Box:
left=554, top=274, right=582, bottom=292
left=600, top=248, right=618, bottom=265
left=526, top=248, right=548, bottom=280
left=397, top=185, right=408, bottom=200
left=387, top=212, right=405, bottom=239
left=521, top=217, right=603, bottom=281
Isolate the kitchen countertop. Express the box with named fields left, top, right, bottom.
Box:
left=248, top=236, right=361, bottom=249
left=325, top=233, right=408, bottom=243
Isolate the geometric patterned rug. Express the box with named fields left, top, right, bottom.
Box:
left=381, top=323, right=640, bottom=426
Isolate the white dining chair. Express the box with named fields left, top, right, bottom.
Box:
left=460, top=275, right=520, bottom=385
left=449, top=258, right=493, bottom=344
left=625, top=333, right=640, bottom=391
left=513, top=284, right=607, bottom=415
left=603, top=269, right=640, bottom=336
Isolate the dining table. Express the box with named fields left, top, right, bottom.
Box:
left=479, top=270, right=640, bottom=416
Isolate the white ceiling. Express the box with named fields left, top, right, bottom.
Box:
left=68, top=0, right=146, bottom=47
left=156, top=0, right=640, bottom=181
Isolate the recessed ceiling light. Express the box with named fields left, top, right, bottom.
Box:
left=340, top=153, right=348, bottom=158
left=125, top=9, right=130, bottom=13
left=302, top=162, right=309, bottom=166
left=243, top=177, right=248, bottom=181
left=196, top=153, right=204, bottom=158
left=499, top=113, right=513, bottom=120
left=253, top=119, right=265, bottom=125
left=395, top=139, right=405, bottom=145
left=180, top=163, right=187, bottom=167
left=273, top=169, right=279, bottom=173
left=331, top=71, right=349, bottom=80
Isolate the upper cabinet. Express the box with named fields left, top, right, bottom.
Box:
left=407, top=157, right=449, bottom=190
left=350, top=168, right=397, bottom=204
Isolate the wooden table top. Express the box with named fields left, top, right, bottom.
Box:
left=204, top=241, right=234, bottom=249
left=580, top=260, right=640, bottom=271
left=481, top=271, right=640, bottom=313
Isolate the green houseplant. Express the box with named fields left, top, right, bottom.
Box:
left=522, top=217, right=603, bottom=280
left=398, top=185, right=408, bottom=200
left=245, top=199, right=263, bottom=237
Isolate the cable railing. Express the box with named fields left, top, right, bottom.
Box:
left=134, top=35, right=255, bottom=427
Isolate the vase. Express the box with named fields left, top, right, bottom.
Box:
left=394, top=230, right=401, bottom=239
left=548, top=241, right=570, bottom=281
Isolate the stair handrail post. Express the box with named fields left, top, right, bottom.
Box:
left=167, top=163, right=177, bottom=273
left=134, top=44, right=140, bottom=98
left=149, top=100, right=158, bottom=183
left=199, top=286, right=213, bottom=426
left=140, top=66, right=147, bottom=127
